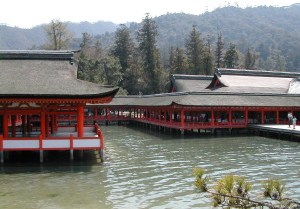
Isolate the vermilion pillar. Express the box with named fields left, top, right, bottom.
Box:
left=22, top=115, right=26, bottom=135
left=77, top=105, right=84, bottom=138
left=245, top=109, right=248, bottom=125
left=229, top=110, right=232, bottom=126
left=3, top=114, right=8, bottom=138
left=180, top=109, right=185, bottom=127
left=11, top=115, right=16, bottom=137
left=211, top=110, right=215, bottom=126
left=276, top=111, right=279, bottom=124
left=261, top=110, right=265, bottom=124
left=45, top=114, right=49, bottom=137
left=40, top=112, right=46, bottom=138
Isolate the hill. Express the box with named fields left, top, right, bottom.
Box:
left=0, top=21, right=118, bottom=49
left=0, top=4, right=300, bottom=71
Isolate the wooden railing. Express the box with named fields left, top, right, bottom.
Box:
left=95, top=123, right=105, bottom=162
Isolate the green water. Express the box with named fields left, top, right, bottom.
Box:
left=0, top=126, right=299, bottom=209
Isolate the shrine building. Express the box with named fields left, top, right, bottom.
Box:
left=0, top=50, right=118, bottom=163
left=87, top=69, right=300, bottom=134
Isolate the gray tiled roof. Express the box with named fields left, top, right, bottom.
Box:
left=103, top=92, right=300, bottom=107
left=0, top=50, right=118, bottom=98
left=170, top=74, right=212, bottom=92
left=210, top=68, right=300, bottom=94
left=103, top=69, right=300, bottom=108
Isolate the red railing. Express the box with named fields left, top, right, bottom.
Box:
left=95, top=123, right=105, bottom=162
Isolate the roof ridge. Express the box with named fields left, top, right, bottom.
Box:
left=217, top=68, right=300, bottom=78
left=0, top=50, right=77, bottom=61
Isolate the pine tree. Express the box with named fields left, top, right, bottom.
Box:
left=224, top=43, right=238, bottom=68
left=137, top=13, right=162, bottom=94
left=111, top=24, right=139, bottom=94
left=185, top=25, right=203, bottom=75
left=215, top=32, right=224, bottom=68
left=169, top=47, right=187, bottom=74
left=202, top=38, right=214, bottom=75
left=244, top=48, right=256, bottom=69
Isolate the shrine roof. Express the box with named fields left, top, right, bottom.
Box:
left=100, top=92, right=300, bottom=107
left=169, top=74, right=212, bottom=92
left=170, top=69, right=300, bottom=94
left=207, top=68, right=300, bottom=94
left=0, top=50, right=118, bottom=100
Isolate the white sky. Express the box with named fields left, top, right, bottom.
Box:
left=0, top=0, right=299, bottom=28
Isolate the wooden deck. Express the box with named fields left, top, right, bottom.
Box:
left=248, top=124, right=300, bottom=141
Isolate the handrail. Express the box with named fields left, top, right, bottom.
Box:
left=95, top=123, right=105, bottom=162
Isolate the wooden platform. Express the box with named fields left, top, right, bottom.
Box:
left=248, top=124, right=300, bottom=141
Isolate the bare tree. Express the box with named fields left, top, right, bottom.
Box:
left=44, top=19, right=73, bottom=50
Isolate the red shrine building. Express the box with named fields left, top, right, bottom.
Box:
left=0, top=50, right=118, bottom=163
left=87, top=69, right=300, bottom=134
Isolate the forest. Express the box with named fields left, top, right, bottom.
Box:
left=1, top=4, right=300, bottom=95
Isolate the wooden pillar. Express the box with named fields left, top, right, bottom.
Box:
left=70, top=134, right=74, bottom=161
left=51, top=115, right=55, bottom=134
left=245, top=108, right=248, bottom=125
left=39, top=134, right=43, bottom=163
left=229, top=109, right=232, bottom=126
left=180, top=109, right=185, bottom=128
left=11, top=115, right=16, bottom=137
left=27, top=115, right=31, bottom=134
left=0, top=134, right=3, bottom=163
left=77, top=105, right=84, bottom=138
left=45, top=114, right=49, bottom=137
left=276, top=111, right=279, bottom=124
left=40, top=112, right=46, bottom=138
left=261, top=110, right=264, bottom=124
left=21, top=115, right=26, bottom=135
left=3, top=114, right=8, bottom=139
left=211, top=110, right=215, bottom=126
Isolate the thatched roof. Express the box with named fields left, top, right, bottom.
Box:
left=0, top=50, right=118, bottom=99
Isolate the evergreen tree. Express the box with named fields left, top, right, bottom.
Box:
left=224, top=43, right=238, bottom=68
left=185, top=25, right=203, bottom=75
left=215, top=32, right=224, bottom=68
left=202, top=38, right=214, bottom=75
left=244, top=48, right=256, bottom=69
left=137, top=13, right=162, bottom=94
left=111, top=24, right=138, bottom=93
left=169, top=47, right=187, bottom=74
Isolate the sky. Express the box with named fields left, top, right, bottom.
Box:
left=0, top=0, right=299, bottom=28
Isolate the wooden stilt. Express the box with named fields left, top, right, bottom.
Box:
left=70, top=150, right=74, bottom=161
left=0, top=151, right=3, bottom=164
left=40, top=150, right=43, bottom=163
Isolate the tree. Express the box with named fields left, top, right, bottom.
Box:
left=245, top=48, right=256, bottom=69
left=202, top=38, right=214, bottom=75
left=137, top=13, right=162, bottom=94
left=169, top=47, right=187, bottom=74
left=215, top=32, right=224, bottom=68
left=224, top=43, right=238, bottom=68
left=193, top=167, right=300, bottom=209
left=111, top=24, right=140, bottom=94
left=44, top=19, right=73, bottom=50
left=185, top=25, right=203, bottom=75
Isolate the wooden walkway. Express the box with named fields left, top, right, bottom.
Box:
left=248, top=124, right=300, bottom=141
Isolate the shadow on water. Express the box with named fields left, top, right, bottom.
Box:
left=0, top=150, right=101, bottom=174
left=125, top=123, right=255, bottom=140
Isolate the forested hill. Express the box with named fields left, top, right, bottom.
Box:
left=1, top=4, right=300, bottom=71
left=0, top=21, right=118, bottom=49
left=151, top=4, right=300, bottom=71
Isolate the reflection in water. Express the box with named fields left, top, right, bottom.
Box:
left=0, top=126, right=299, bottom=209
